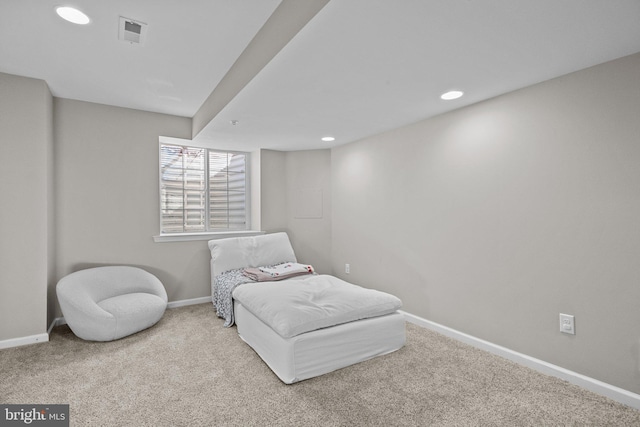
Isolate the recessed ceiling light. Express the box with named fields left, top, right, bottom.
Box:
left=440, top=90, right=464, bottom=100
left=56, top=6, right=91, bottom=25
left=321, top=136, right=335, bottom=142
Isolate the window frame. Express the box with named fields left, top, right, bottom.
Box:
left=155, top=141, right=253, bottom=241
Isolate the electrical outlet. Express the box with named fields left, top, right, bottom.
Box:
left=345, top=264, right=350, bottom=274
left=559, top=313, right=575, bottom=335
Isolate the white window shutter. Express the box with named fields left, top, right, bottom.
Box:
left=160, top=144, right=248, bottom=233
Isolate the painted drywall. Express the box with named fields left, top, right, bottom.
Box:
left=0, top=72, right=52, bottom=341
left=258, top=149, right=332, bottom=273
left=249, top=150, right=262, bottom=231
left=54, top=99, right=208, bottom=316
left=259, top=149, right=288, bottom=233
left=192, top=0, right=330, bottom=138
left=46, top=84, right=56, bottom=333
left=331, top=52, right=640, bottom=394
left=284, top=149, right=332, bottom=273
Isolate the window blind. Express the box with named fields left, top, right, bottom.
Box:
left=160, top=144, right=247, bottom=234
left=208, top=151, right=247, bottom=230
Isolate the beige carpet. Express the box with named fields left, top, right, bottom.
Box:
left=2, top=303, right=639, bottom=426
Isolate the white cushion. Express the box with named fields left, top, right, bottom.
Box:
left=97, top=293, right=167, bottom=340
left=232, top=274, right=402, bottom=338
left=208, top=232, right=296, bottom=277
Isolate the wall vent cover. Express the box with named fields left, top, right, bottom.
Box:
left=119, top=17, right=147, bottom=45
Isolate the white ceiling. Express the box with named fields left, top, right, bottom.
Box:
left=0, top=0, right=280, bottom=117
left=2, top=1, right=640, bottom=152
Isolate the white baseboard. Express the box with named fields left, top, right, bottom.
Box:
left=167, top=296, right=211, bottom=309
left=0, top=332, right=49, bottom=350
left=401, top=310, right=640, bottom=410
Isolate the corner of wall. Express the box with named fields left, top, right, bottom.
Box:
left=250, top=149, right=262, bottom=231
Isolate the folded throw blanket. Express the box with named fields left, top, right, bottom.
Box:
left=258, top=262, right=314, bottom=277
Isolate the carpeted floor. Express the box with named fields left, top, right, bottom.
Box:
left=2, top=303, right=639, bottom=426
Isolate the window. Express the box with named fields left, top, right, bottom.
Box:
left=159, top=143, right=249, bottom=234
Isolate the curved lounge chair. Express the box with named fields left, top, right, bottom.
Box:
left=56, top=266, right=167, bottom=341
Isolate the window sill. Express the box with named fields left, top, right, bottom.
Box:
left=153, top=230, right=265, bottom=243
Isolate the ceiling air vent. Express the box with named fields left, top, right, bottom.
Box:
left=119, top=17, right=147, bottom=45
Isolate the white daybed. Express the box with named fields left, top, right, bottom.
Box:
left=208, top=232, right=406, bottom=384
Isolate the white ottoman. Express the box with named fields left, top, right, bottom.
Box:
left=56, top=266, right=168, bottom=341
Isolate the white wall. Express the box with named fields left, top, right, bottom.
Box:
left=284, top=149, right=332, bottom=273
left=54, top=99, right=208, bottom=315
left=260, top=149, right=288, bottom=233
left=331, top=52, right=640, bottom=393
left=0, top=72, right=52, bottom=341
left=259, top=149, right=332, bottom=273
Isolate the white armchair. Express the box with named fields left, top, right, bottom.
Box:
left=56, top=266, right=168, bottom=341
